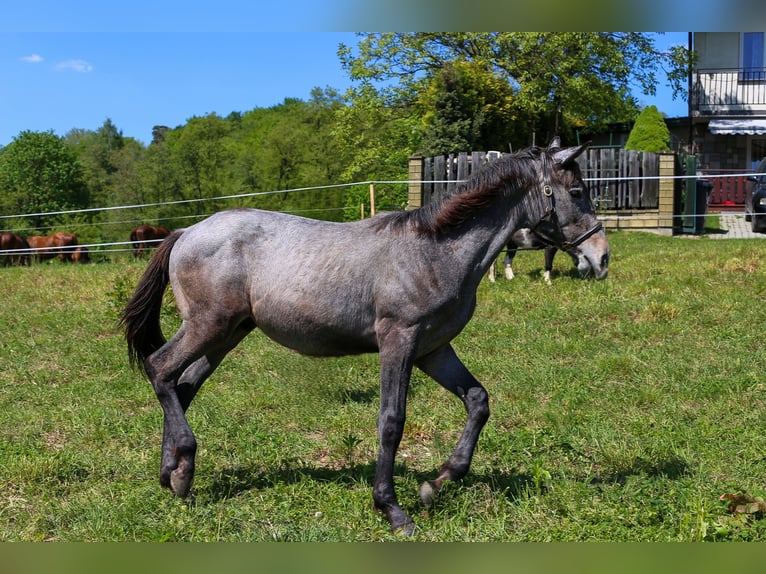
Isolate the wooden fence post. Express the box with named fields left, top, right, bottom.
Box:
left=408, top=154, right=424, bottom=210
left=658, top=152, right=676, bottom=235
left=369, top=184, right=376, bottom=217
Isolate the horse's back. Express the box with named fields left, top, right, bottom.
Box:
left=173, top=209, right=370, bottom=264
left=168, top=209, right=385, bottom=355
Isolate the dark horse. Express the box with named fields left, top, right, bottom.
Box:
left=121, top=140, right=609, bottom=534
left=0, top=232, right=31, bottom=266
left=27, top=232, right=81, bottom=263
left=130, top=225, right=170, bottom=258
left=488, top=231, right=578, bottom=285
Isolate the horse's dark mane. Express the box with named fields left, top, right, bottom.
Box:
left=375, top=147, right=571, bottom=237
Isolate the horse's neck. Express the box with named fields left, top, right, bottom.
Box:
left=436, top=203, right=525, bottom=282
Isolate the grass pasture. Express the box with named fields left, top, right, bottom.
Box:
left=0, top=231, right=765, bottom=541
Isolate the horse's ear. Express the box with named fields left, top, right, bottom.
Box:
left=553, top=142, right=590, bottom=165
left=548, top=136, right=561, bottom=150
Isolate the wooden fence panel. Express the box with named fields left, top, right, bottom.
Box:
left=641, top=153, right=659, bottom=206
left=628, top=151, right=641, bottom=207
left=600, top=148, right=616, bottom=209
left=423, top=156, right=433, bottom=204
left=457, top=153, right=469, bottom=185
left=421, top=148, right=661, bottom=210
left=433, top=155, right=446, bottom=198
left=619, top=149, right=629, bottom=208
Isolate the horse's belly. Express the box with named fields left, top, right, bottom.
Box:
left=257, top=318, right=378, bottom=357
left=252, top=296, right=378, bottom=357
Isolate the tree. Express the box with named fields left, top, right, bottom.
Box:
left=624, top=105, right=670, bottom=152
left=0, top=130, right=88, bottom=229
left=65, top=118, right=128, bottom=208
left=165, top=113, right=235, bottom=214
left=332, top=84, right=419, bottom=217
left=340, top=33, right=689, bottom=146
left=417, top=60, right=520, bottom=155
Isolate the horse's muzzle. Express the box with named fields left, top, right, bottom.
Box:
left=576, top=234, right=609, bottom=280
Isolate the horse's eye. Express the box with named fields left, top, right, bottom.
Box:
left=569, top=187, right=583, bottom=198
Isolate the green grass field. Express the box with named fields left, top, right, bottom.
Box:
left=1, top=231, right=764, bottom=541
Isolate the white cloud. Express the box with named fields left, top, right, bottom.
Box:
left=55, top=59, right=94, bottom=73
left=21, top=54, right=44, bottom=63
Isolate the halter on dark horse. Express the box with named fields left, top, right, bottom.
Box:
left=121, top=140, right=609, bottom=535
left=489, top=144, right=603, bottom=285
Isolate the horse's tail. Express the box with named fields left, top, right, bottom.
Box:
left=121, top=230, right=184, bottom=374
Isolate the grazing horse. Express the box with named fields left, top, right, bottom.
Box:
left=0, top=233, right=31, bottom=266
left=72, top=245, right=90, bottom=263
left=27, top=232, right=80, bottom=263
left=487, top=230, right=582, bottom=285
left=130, top=225, right=170, bottom=258
left=121, top=141, right=609, bottom=534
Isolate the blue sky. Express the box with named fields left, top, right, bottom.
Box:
left=1, top=30, right=690, bottom=147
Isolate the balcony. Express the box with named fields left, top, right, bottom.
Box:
left=691, top=68, right=766, bottom=115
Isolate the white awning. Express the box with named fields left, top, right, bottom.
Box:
left=708, top=119, right=766, bottom=135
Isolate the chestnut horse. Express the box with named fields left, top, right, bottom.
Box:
left=0, top=232, right=31, bottom=266
left=130, top=225, right=170, bottom=258
left=27, top=232, right=81, bottom=263
left=72, top=245, right=90, bottom=263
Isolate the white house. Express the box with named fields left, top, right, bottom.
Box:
left=691, top=32, right=766, bottom=205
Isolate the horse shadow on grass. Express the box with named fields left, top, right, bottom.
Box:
left=522, top=267, right=586, bottom=282
left=197, top=451, right=691, bottom=506
left=588, top=454, right=691, bottom=486
left=199, top=460, right=542, bottom=505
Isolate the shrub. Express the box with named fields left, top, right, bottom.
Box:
left=625, top=105, right=670, bottom=152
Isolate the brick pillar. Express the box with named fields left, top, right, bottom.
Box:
left=408, top=154, right=424, bottom=210
left=657, top=152, right=676, bottom=235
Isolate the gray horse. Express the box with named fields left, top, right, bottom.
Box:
left=121, top=140, right=609, bottom=535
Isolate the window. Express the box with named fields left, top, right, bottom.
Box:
left=741, top=32, right=765, bottom=81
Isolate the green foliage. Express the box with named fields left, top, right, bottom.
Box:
left=417, top=61, right=519, bottom=155
left=332, top=85, right=416, bottom=218
left=340, top=33, right=688, bottom=147
left=0, top=130, right=88, bottom=229
left=625, top=105, right=671, bottom=152
left=1, top=92, right=362, bottom=243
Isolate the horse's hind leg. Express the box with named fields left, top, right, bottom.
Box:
left=415, top=344, right=489, bottom=505
left=146, top=319, right=253, bottom=498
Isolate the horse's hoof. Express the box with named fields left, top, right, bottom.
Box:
left=170, top=469, right=194, bottom=498
left=392, top=519, right=417, bottom=537
left=419, top=480, right=439, bottom=506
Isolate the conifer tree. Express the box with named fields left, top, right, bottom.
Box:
left=624, top=105, right=670, bottom=152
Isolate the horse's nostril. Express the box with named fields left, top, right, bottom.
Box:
left=601, top=252, right=610, bottom=268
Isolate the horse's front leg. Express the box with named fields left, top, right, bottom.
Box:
left=415, top=344, right=489, bottom=505
left=504, top=250, right=516, bottom=280
left=543, top=247, right=557, bottom=285
left=488, top=260, right=497, bottom=282
left=373, top=322, right=419, bottom=535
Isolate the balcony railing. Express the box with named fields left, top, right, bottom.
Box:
left=691, top=67, right=766, bottom=112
